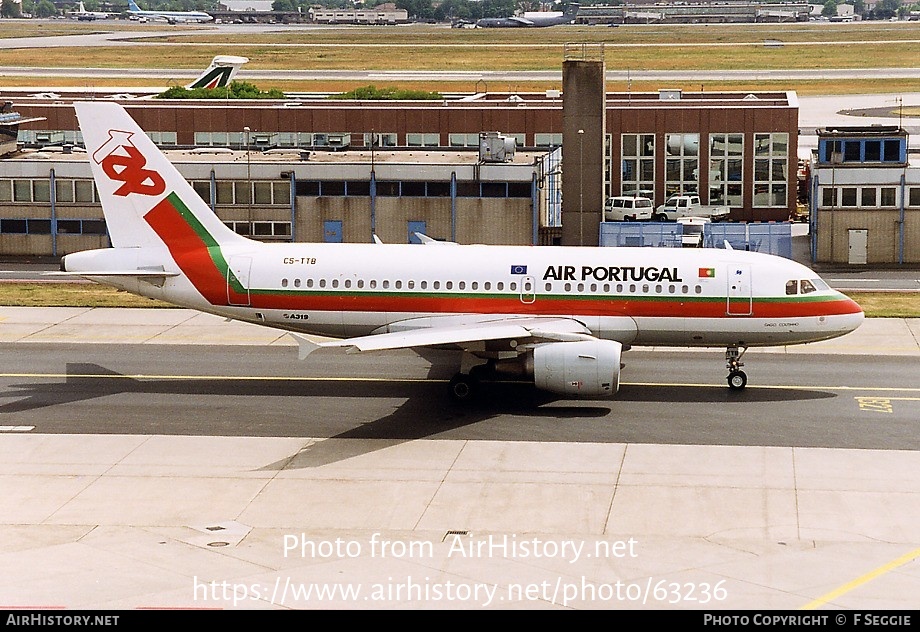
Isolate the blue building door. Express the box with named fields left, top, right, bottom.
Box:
left=323, top=220, right=343, bottom=243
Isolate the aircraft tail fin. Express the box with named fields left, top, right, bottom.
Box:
left=78, top=1, right=86, bottom=12
left=566, top=2, right=580, bottom=16
left=73, top=101, right=247, bottom=251
left=185, top=55, right=249, bottom=90
left=127, top=0, right=141, bottom=11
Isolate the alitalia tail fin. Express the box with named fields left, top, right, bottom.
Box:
left=186, top=55, right=249, bottom=90
left=73, top=101, right=247, bottom=251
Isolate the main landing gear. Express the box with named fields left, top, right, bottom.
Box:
left=725, top=345, right=748, bottom=390
left=448, top=372, right=479, bottom=403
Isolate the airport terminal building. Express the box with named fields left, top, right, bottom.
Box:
left=4, top=88, right=801, bottom=255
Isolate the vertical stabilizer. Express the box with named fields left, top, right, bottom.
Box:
left=74, top=101, right=246, bottom=250
left=186, top=55, right=250, bottom=90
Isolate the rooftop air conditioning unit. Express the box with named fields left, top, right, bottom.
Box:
left=479, top=131, right=515, bottom=163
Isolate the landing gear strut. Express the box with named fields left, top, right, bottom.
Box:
left=725, top=345, right=748, bottom=390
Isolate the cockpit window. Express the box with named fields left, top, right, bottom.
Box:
left=800, top=279, right=817, bottom=294
left=785, top=280, right=798, bottom=295
left=811, top=279, right=829, bottom=291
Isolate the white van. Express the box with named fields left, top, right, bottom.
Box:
left=604, top=196, right=653, bottom=222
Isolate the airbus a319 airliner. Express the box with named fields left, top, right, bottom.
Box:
left=58, top=102, right=864, bottom=402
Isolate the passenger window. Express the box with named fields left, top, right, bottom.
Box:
left=591, top=283, right=597, bottom=292
left=383, top=280, right=389, bottom=289
left=420, top=281, right=427, bottom=289
left=642, top=284, right=649, bottom=293
left=446, top=281, right=453, bottom=290
left=509, top=282, right=516, bottom=291
left=434, top=281, right=440, bottom=289
left=577, top=283, right=584, bottom=292
left=655, top=285, right=662, bottom=294
left=786, top=280, right=798, bottom=295
left=801, top=279, right=817, bottom=294
left=307, top=279, right=314, bottom=288
left=616, top=283, right=623, bottom=293
left=629, top=284, right=636, bottom=293
left=282, top=278, right=288, bottom=288
left=545, top=283, right=552, bottom=292
left=332, top=279, right=339, bottom=288
left=344, top=279, right=351, bottom=288
left=695, top=285, right=702, bottom=294
left=471, top=281, right=478, bottom=290
left=484, top=282, right=491, bottom=290
left=357, top=280, right=364, bottom=289
left=459, top=281, right=466, bottom=290
left=668, top=285, right=676, bottom=294
left=395, top=280, right=402, bottom=289
left=294, top=278, right=301, bottom=288
left=681, top=285, right=688, bottom=294
left=564, top=282, right=572, bottom=292
left=497, top=282, right=504, bottom=290
left=319, top=279, right=326, bottom=288
left=369, top=280, right=377, bottom=289
left=407, top=280, right=414, bottom=289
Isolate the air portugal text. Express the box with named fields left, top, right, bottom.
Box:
left=542, top=265, right=683, bottom=283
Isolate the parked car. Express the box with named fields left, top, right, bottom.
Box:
left=654, top=194, right=730, bottom=222
left=604, top=196, right=653, bottom=222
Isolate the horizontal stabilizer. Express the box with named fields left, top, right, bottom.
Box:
left=44, top=270, right=180, bottom=278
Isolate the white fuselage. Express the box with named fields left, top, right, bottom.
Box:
left=71, top=242, right=864, bottom=349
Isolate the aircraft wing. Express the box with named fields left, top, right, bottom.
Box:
left=509, top=16, right=536, bottom=25
left=289, top=316, right=596, bottom=360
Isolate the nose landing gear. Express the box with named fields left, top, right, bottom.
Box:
left=726, top=345, right=748, bottom=390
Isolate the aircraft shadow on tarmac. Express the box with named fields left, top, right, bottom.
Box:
left=0, top=362, right=837, bottom=468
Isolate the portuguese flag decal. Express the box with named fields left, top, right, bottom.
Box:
left=699, top=267, right=716, bottom=278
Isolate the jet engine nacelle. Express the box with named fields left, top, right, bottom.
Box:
left=532, top=339, right=622, bottom=398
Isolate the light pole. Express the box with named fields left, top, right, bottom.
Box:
left=243, top=126, right=252, bottom=231
left=578, top=128, right=584, bottom=246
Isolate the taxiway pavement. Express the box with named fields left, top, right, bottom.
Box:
left=1, top=307, right=920, bottom=609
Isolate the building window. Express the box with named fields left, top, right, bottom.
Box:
left=621, top=134, right=655, bottom=197
left=709, top=134, right=743, bottom=207
left=449, top=133, right=480, bottom=147
left=535, top=133, right=563, bottom=147
left=860, top=188, right=876, bottom=207
left=74, top=180, right=96, bottom=203
left=821, top=187, right=836, bottom=208
left=55, top=180, right=74, bottom=203
left=0, top=180, right=11, bottom=202
left=909, top=187, right=920, bottom=207
left=664, top=133, right=699, bottom=197
left=364, top=132, right=396, bottom=147
left=13, top=180, right=31, bottom=202
left=880, top=187, right=897, bottom=207
left=406, top=133, right=440, bottom=147
left=752, top=132, right=788, bottom=207
left=840, top=187, right=858, bottom=207
left=193, top=181, right=211, bottom=204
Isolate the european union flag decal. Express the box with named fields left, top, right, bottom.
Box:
left=510, top=265, right=528, bottom=275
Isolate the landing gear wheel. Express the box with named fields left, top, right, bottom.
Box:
left=448, top=373, right=479, bottom=403
left=727, top=370, right=747, bottom=390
